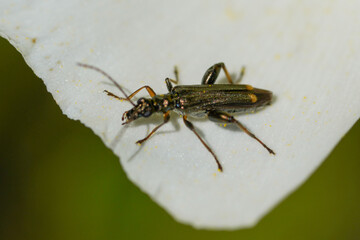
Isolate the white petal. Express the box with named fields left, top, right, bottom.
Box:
left=1, top=0, right=359, bottom=229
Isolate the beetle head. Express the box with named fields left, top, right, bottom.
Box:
left=122, top=98, right=154, bottom=124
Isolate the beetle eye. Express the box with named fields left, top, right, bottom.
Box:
left=143, top=110, right=152, bottom=118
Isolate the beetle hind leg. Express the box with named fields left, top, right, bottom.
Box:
left=201, top=62, right=233, bottom=85
left=207, top=110, right=275, bottom=155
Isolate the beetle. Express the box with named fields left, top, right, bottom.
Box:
left=77, top=62, right=275, bottom=172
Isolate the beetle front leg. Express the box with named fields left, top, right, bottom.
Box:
left=105, top=85, right=157, bottom=102
left=207, top=111, right=275, bottom=155
left=136, top=111, right=170, bottom=145
left=103, top=90, right=123, bottom=101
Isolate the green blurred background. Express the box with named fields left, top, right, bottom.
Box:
left=0, top=37, right=359, bottom=240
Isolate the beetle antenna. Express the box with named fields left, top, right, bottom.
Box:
left=77, top=63, right=136, bottom=106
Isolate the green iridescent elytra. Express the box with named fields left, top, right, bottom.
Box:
left=162, top=84, right=272, bottom=117
left=78, top=62, right=275, bottom=172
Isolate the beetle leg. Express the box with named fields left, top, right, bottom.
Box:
left=165, top=66, right=180, bottom=92
left=125, top=85, right=156, bottom=98
left=201, top=62, right=233, bottom=85
left=136, top=111, right=170, bottom=145
left=237, top=66, right=246, bottom=83
left=105, top=85, right=157, bottom=101
left=77, top=63, right=137, bottom=106
left=207, top=111, right=275, bottom=155
left=103, top=90, right=122, bottom=100
left=174, top=65, right=179, bottom=83
left=183, top=115, right=223, bottom=172
left=165, top=78, right=174, bottom=92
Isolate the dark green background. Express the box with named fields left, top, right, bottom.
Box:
left=1, top=37, right=359, bottom=240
